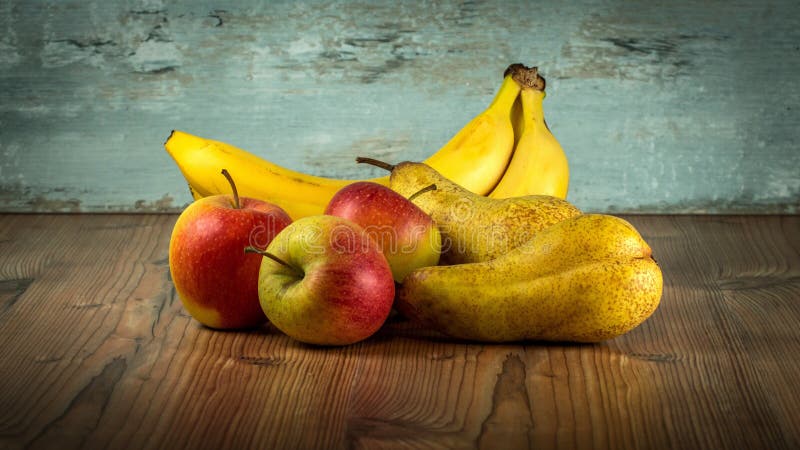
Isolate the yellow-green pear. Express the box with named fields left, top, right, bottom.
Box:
left=395, top=214, right=663, bottom=343
left=357, top=158, right=581, bottom=264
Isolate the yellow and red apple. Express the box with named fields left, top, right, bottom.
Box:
left=325, top=181, right=441, bottom=282
left=254, top=215, right=395, bottom=345
left=169, top=170, right=292, bottom=329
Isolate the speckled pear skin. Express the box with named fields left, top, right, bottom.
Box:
left=388, top=161, right=581, bottom=265
left=396, top=214, right=663, bottom=343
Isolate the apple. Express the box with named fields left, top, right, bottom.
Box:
left=252, top=215, right=395, bottom=345
left=169, top=169, right=292, bottom=329
left=324, top=181, right=441, bottom=282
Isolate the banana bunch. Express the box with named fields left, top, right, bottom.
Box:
left=164, top=64, right=568, bottom=219
left=489, top=65, right=569, bottom=199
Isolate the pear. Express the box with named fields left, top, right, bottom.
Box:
left=357, top=158, right=581, bottom=264
left=395, top=214, right=663, bottom=343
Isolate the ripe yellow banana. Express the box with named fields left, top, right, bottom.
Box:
left=165, top=69, right=521, bottom=219
left=423, top=71, right=519, bottom=195
left=489, top=67, right=570, bottom=199
left=164, top=130, right=374, bottom=219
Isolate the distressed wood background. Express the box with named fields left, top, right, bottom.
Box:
left=0, top=0, right=798, bottom=213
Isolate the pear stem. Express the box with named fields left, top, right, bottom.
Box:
left=221, top=169, right=240, bottom=209
left=408, top=184, right=437, bottom=202
left=356, top=157, right=395, bottom=172
left=244, top=246, right=303, bottom=277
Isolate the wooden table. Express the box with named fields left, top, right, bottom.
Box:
left=0, top=214, right=798, bottom=449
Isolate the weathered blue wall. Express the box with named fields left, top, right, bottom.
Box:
left=1, top=1, right=798, bottom=213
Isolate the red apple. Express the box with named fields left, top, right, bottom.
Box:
left=169, top=169, right=292, bottom=329
left=254, top=215, right=395, bottom=345
left=325, top=181, right=441, bottom=282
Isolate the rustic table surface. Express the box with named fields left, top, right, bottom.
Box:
left=0, top=214, right=798, bottom=449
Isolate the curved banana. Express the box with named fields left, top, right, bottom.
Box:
left=165, top=70, right=521, bottom=219
left=164, top=131, right=371, bottom=220
left=423, top=72, right=519, bottom=195
left=489, top=67, right=570, bottom=199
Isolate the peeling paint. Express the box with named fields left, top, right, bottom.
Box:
left=299, top=134, right=413, bottom=179
left=40, top=39, right=115, bottom=68
left=133, top=194, right=175, bottom=212
left=0, top=40, right=22, bottom=66
left=0, top=1, right=798, bottom=214
left=26, top=196, right=83, bottom=213
left=129, top=40, right=182, bottom=73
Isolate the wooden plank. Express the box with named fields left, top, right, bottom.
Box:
left=1, top=1, right=799, bottom=213
left=0, top=214, right=798, bottom=449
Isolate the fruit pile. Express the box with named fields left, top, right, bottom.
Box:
left=166, top=64, right=663, bottom=345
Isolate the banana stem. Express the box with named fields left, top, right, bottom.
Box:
left=356, top=157, right=396, bottom=172
left=221, top=169, right=240, bottom=209
left=504, top=63, right=546, bottom=91
left=244, top=246, right=304, bottom=277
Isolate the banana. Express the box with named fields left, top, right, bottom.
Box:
left=164, top=131, right=371, bottom=220
left=423, top=71, right=520, bottom=195
left=165, top=69, right=521, bottom=219
left=489, top=66, right=570, bottom=199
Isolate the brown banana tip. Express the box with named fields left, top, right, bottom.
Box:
left=164, top=129, right=175, bottom=146
left=504, top=63, right=546, bottom=91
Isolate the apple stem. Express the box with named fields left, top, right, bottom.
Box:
left=244, top=246, right=303, bottom=277
left=408, top=184, right=437, bottom=202
left=221, top=169, right=240, bottom=209
left=356, top=157, right=395, bottom=172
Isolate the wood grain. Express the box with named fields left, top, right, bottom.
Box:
left=0, top=214, right=798, bottom=449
